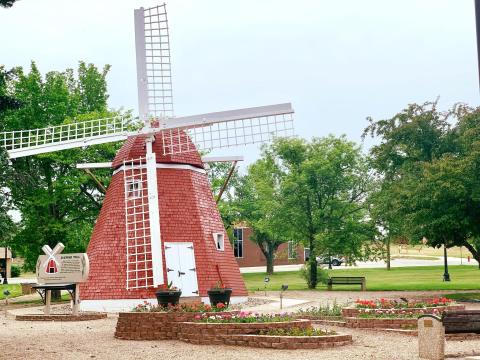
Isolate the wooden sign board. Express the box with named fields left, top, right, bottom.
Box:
left=36, top=253, right=89, bottom=284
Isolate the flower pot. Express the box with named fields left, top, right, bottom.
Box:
left=207, top=288, right=232, bottom=306
left=155, top=290, right=182, bottom=307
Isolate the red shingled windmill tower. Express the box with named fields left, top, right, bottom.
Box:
left=0, top=3, right=294, bottom=311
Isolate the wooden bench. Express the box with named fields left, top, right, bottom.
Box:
left=442, top=310, right=480, bottom=334
left=327, top=276, right=366, bottom=291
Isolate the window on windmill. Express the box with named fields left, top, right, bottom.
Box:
left=213, top=232, right=224, bottom=251
left=127, top=180, right=143, bottom=199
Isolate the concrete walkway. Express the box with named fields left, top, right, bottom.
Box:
left=240, top=256, right=479, bottom=273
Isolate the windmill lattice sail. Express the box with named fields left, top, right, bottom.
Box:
left=135, top=3, right=174, bottom=122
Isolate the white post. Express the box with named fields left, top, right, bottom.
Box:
left=45, top=290, right=51, bottom=315
left=145, top=136, right=164, bottom=286
left=72, top=284, right=80, bottom=316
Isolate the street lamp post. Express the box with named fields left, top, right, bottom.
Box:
left=3, top=245, right=8, bottom=284
left=475, top=0, right=480, bottom=91
left=443, top=241, right=450, bottom=282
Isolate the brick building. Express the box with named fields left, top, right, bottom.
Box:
left=0, top=247, right=12, bottom=280
left=232, top=227, right=305, bottom=267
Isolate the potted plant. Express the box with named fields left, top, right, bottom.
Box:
left=155, top=282, right=181, bottom=307
left=207, top=281, right=232, bottom=306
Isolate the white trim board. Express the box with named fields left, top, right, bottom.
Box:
left=113, top=163, right=207, bottom=176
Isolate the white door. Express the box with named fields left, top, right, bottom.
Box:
left=164, top=242, right=199, bottom=297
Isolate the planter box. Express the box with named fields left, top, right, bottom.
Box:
left=114, top=311, right=237, bottom=340
left=342, top=304, right=465, bottom=318
left=345, top=317, right=418, bottom=329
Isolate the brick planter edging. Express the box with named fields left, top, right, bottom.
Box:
left=16, top=313, right=107, bottom=322
left=178, top=319, right=310, bottom=340
left=220, top=334, right=353, bottom=349
left=115, top=311, right=236, bottom=340
left=345, top=317, right=417, bottom=329
left=178, top=320, right=352, bottom=349
left=342, top=304, right=465, bottom=318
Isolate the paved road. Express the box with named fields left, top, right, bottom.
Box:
left=240, top=256, right=479, bottom=273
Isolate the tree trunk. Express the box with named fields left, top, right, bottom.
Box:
left=308, top=236, right=317, bottom=289
left=386, top=237, right=391, bottom=271
left=266, top=247, right=274, bottom=275
left=462, top=240, right=480, bottom=269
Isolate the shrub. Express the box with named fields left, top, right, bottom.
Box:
left=299, top=263, right=329, bottom=287
left=295, top=302, right=343, bottom=317
left=10, top=265, right=21, bottom=278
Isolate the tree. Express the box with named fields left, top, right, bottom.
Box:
left=365, top=102, right=480, bottom=270
left=0, top=62, right=126, bottom=269
left=0, top=0, right=18, bottom=8
left=270, top=136, right=372, bottom=288
left=234, top=151, right=289, bottom=274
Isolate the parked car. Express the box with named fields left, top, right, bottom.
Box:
left=316, top=256, right=344, bottom=267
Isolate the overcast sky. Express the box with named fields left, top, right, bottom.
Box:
left=1, top=0, right=478, bottom=164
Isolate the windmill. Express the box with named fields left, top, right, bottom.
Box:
left=0, top=3, right=294, bottom=311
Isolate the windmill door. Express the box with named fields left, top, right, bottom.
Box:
left=164, top=242, right=199, bottom=297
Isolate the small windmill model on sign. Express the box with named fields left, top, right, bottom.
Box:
left=0, top=3, right=294, bottom=311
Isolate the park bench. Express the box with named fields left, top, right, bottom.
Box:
left=327, top=276, right=366, bottom=291
left=442, top=310, right=480, bottom=334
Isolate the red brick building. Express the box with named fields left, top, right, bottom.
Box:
left=232, top=227, right=305, bottom=267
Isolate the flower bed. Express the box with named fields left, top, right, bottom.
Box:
left=342, top=298, right=464, bottom=318
left=195, top=311, right=293, bottom=323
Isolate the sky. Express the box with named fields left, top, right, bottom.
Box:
left=1, top=0, right=479, bottom=166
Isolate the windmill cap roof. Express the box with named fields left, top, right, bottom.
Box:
left=111, top=133, right=204, bottom=169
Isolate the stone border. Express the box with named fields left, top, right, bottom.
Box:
left=178, top=320, right=352, bottom=349
left=114, top=311, right=236, bottom=340
left=16, top=313, right=107, bottom=322
left=178, top=319, right=310, bottom=339
left=220, top=334, right=353, bottom=349
left=345, top=317, right=417, bottom=329
left=342, top=304, right=465, bottom=318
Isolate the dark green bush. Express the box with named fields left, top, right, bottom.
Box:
left=10, top=264, right=21, bottom=278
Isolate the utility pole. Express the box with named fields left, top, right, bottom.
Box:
left=475, top=0, right=480, bottom=90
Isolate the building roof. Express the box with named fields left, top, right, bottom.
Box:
left=111, top=133, right=204, bottom=170
left=0, top=247, right=12, bottom=259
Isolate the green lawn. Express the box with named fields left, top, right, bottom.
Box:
left=0, top=284, right=22, bottom=299
left=445, top=292, right=480, bottom=301
left=243, top=266, right=480, bottom=292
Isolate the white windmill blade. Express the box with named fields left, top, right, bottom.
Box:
left=157, top=103, right=294, bottom=155
left=135, top=3, right=174, bottom=123
left=0, top=115, right=135, bottom=159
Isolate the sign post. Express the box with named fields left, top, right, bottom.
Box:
left=35, top=243, right=89, bottom=316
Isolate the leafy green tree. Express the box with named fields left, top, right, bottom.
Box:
left=0, top=62, right=125, bottom=269
left=270, top=136, right=373, bottom=287
left=365, top=102, right=480, bottom=269
left=234, top=151, right=289, bottom=274
left=0, top=0, right=18, bottom=8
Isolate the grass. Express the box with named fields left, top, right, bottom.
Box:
left=0, top=284, right=22, bottom=299
left=445, top=292, right=480, bottom=301
left=243, top=266, right=480, bottom=292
